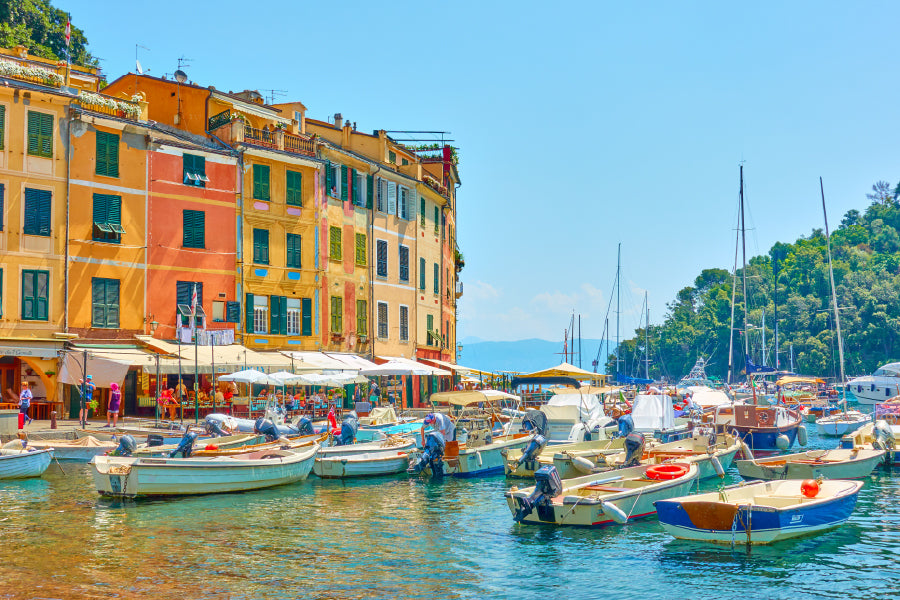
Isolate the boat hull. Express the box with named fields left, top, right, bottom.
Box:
left=411, top=435, right=533, bottom=478
left=91, top=445, right=318, bottom=497
left=655, top=480, right=863, bottom=544
left=816, top=414, right=870, bottom=437
left=314, top=450, right=411, bottom=478
left=0, top=448, right=54, bottom=479
left=840, top=420, right=900, bottom=463
left=736, top=448, right=885, bottom=480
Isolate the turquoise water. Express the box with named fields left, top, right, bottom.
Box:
left=1, top=426, right=898, bottom=599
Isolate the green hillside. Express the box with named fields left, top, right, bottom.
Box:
left=611, top=181, right=900, bottom=382
left=0, top=0, right=95, bottom=65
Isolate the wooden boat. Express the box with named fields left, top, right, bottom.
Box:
left=840, top=405, right=899, bottom=463
left=314, top=439, right=415, bottom=479
left=655, top=479, right=864, bottom=544
left=705, top=404, right=805, bottom=453
left=132, top=433, right=265, bottom=457
left=26, top=435, right=116, bottom=461
left=91, top=444, right=319, bottom=497
left=0, top=446, right=54, bottom=479
left=505, top=438, right=630, bottom=478
left=189, top=432, right=325, bottom=457
left=505, top=462, right=699, bottom=526
left=816, top=410, right=870, bottom=436
left=737, top=448, right=885, bottom=480
left=603, top=433, right=743, bottom=481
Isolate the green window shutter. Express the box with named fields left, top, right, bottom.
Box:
left=96, top=131, right=120, bottom=177
left=253, top=165, right=270, bottom=200
left=0, top=183, right=5, bottom=231
left=420, top=198, right=426, bottom=226
left=351, top=168, right=359, bottom=205
left=270, top=295, right=280, bottom=335
left=287, top=233, right=302, bottom=268
left=27, top=112, right=53, bottom=158
left=419, top=258, right=426, bottom=290
left=434, top=206, right=440, bottom=233
left=357, top=299, right=367, bottom=335
left=0, top=105, right=5, bottom=150
left=92, top=279, right=106, bottom=327
left=245, top=293, right=255, bottom=333
left=26, top=112, right=40, bottom=156
left=107, top=279, right=119, bottom=327
left=22, top=270, right=49, bottom=321
left=226, top=301, right=240, bottom=323
left=183, top=210, right=205, bottom=249
left=253, top=229, right=269, bottom=264
left=366, top=174, right=374, bottom=209
left=286, top=170, right=303, bottom=206
left=24, top=189, right=51, bottom=236
left=325, top=161, right=333, bottom=195
left=340, top=165, right=349, bottom=201
left=434, top=263, right=439, bottom=294
left=301, top=297, right=312, bottom=336
left=330, top=227, right=342, bottom=260
left=93, top=193, right=108, bottom=228
left=427, top=314, right=434, bottom=345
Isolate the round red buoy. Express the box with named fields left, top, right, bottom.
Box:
left=205, top=444, right=219, bottom=451
left=800, top=479, right=819, bottom=498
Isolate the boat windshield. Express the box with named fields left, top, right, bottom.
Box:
left=873, top=363, right=900, bottom=377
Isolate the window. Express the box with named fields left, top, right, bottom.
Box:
left=355, top=233, right=367, bottom=267
left=286, top=233, right=302, bottom=268
left=376, top=240, right=388, bottom=278
left=253, top=295, right=269, bottom=333
left=182, top=153, right=207, bottom=187
left=399, top=245, right=409, bottom=282
left=253, top=164, right=270, bottom=200
left=434, top=206, right=440, bottom=234
left=351, top=169, right=363, bottom=206
left=253, top=228, right=269, bottom=264
left=433, top=262, right=439, bottom=294
left=387, top=181, right=397, bottom=215
left=0, top=105, right=5, bottom=150
left=286, top=170, right=303, bottom=206
left=212, top=300, right=225, bottom=322
left=330, top=296, right=342, bottom=333
left=398, top=186, right=409, bottom=220
left=93, top=193, right=124, bottom=243
left=182, top=209, right=204, bottom=249
left=269, top=295, right=286, bottom=335
left=91, top=278, right=119, bottom=328
left=402, top=158, right=409, bottom=166
left=21, top=270, right=49, bottom=321
left=420, top=197, right=426, bottom=227
left=389, top=150, right=396, bottom=164
left=377, top=301, right=388, bottom=338
left=95, top=131, right=119, bottom=178
left=23, top=188, right=51, bottom=236
left=366, top=174, right=374, bottom=209
left=419, top=257, right=426, bottom=290
left=376, top=177, right=385, bottom=212
left=226, top=301, right=240, bottom=323
left=0, top=183, right=5, bottom=231
left=340, top=165, right=349, bottom=202
left=357, top=299, right=367, bottom=336
left=325, top=161, right=341, bottom=198
left=301, top=297, right=312, bottom=336
left=176, top=281, right=203, bottom=327
left=426, top=314, right=434, bottom=346
left=27, top=111, right=52, bottom=158
left=329, top=226, right=342, bottom=260
left=287, top=298, right=302, bottom=335
left=399, top=305, right=409, bottom=342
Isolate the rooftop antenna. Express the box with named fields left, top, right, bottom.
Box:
left=134, top=43, right=149, bottom=97
left=173, top=57, right=190, bottom=125
left=261, top=89, right=288, bottom=104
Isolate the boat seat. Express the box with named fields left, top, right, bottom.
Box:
left=584, top=485, right=631, bottom=492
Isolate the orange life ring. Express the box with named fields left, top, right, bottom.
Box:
left=758, top=411, right=770, bottom=423
left=645, top=463, right=689, bottom=480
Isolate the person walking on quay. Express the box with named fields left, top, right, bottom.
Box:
left=78, top=375, right=96, bottom=426
left=105, top=382, right=122, bottom=428
left=18, top=381, right=33, bottom=427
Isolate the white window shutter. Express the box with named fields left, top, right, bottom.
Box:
left=376, top=177, right=383, bottom=212
left=408, top=188, right=417, bottom=221
left=334, top=165, right=341, bottom=199
left=387, top=181, right=397, bottom=215
left=398, top=187, right=407, bottom=219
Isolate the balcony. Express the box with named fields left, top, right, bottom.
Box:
left=455, top=281, right=463, bottom=299
left=74, top=91, right=143, bottom=120
left=244, top=124, right=278, bottom=149
left=0, top=57, right=64, bottom=88
left=220, top=122, right=317, bottom=158
left=283, top=132, right=315, bottom=156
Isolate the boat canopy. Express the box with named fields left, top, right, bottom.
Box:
left=511, top=375, right=581, bottom=390
left=685, top=386, right=733, bottom=408
left=872, top=363, right=900, bottom=378
left=775, top=376, right=825, bottom=386
left=515, top=362, right=607, bottom=383
left=631, top=394, right=675, bottom=431
left=615, top=374, right=654, bottom=385
left=543, top=392, right=605, bottom=422
left=430, top=390, right=520, bottom=407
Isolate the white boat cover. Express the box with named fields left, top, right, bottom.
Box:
left=686, top=386, right=733, bottom=408
left=542, top=393, right=605, bottom=422
left=631, top=394, right=675, bottom=431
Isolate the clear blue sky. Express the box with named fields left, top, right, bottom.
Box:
left=60, top=1, right=900, bottom=345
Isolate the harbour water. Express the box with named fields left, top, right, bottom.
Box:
left=2, top=426, right=898, bottom=600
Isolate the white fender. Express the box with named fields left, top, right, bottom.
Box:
left=476, top=451, right=482, bottom=467
left=572, top=456, right=595, bottom=474
left=601, top=501, right=629, bottom=524
left=711, top=455, right=725, bottom=478
left=740, top=439, right=754, bottom=461
left=797, top=425, right=808, bottom=447
left=775, top=434, right=790, bottom=451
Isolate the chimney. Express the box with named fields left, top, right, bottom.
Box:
left=334, top=113, right=343, bottom=128
left=353, top=122, right=357, bottom=131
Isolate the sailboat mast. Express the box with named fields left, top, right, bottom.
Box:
left=821, top=177, right=846, bottom=403
left=616, top=243, right=621, bottom=380
left=727, top=197, right=740, bottom=385
left=740, top=165, right=749, bottom=379
left=644, top=291, right=650, bottom=380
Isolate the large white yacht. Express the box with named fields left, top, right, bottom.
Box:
left=847, top=362, right=900, bottom=405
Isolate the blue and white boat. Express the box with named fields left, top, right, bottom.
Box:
left=655, top=478, right=863, bottom=545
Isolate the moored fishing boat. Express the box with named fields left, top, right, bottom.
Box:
left=736, top=447, right=885, bottom=480
left=504, top=438, right=629, bottom=479
left=815, top=410, right=870, bottom=436
left=314, top=442, right=414, bottom=479
left=0, top=445, right=54, bottom=479
left=132, top=433, right=265, bottom=457
left=603, top=431, right=743, bottom=481
left=90, top=443, right=319, bottom=497
left=705, top=403, right=806, bottom=454
left=25, top=435, right=116, bottom=461
left=655, top=478, right=864, bottom=544
left=840, top=404, right=899, bottom=463
left=505, top=462, right=698, bottom=526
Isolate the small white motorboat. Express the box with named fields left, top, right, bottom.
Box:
left=26, top=436, right=116, bottom=461
left=314, top=436, right=416, bottom=478
left=91, top=444, right=319, bottom=497
left=655, top=478, right=864, bottom=544
left=736, top=447, right=885, bottom=480
left=0, top=443, right=54, bottom=479
left=505, top=462, right=699, bottom=526
left=816, top=410, right=871, bottom=436
left=505, top=438, right=630, bottom=479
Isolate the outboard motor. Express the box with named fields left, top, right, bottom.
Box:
left=254, top=418, right=281, bottom=442
left=169, top=431, right=199, bottom=458
left=517, top=434, right=548, bottom=467
left=112, top=434, right=136, bottom=457
left=338, top=412, right=359, bottom=446
left=873, top=420, right=896, bottom=450
left=294, top=416, right=314, bottom=436
left=514, top=465, right=563, bottom=522
left=407, top=431, right=445, bottom=477
left=520, top=410, right=549, bottom=437
left=617, top=413, right=634, bottom=438
left=204, top=417, right=229, bottom=437
left=621, top=432, right=646, bottom=467
left=146, top=434, right=165, bottom=447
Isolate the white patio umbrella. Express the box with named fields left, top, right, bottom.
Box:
left=219, top=369, right=270, bottom=383
left=359, top=361, right=437, bottom=376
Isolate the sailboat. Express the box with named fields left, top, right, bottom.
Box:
left=710, top=165, right=804, bottom=453
left=813, top=178, right=870, bottom=437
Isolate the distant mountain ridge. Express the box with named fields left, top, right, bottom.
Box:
left=457, top=338, right=609, bottom=374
